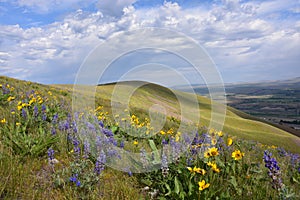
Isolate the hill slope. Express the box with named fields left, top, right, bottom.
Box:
left=53, top=80, right=300, bottom=153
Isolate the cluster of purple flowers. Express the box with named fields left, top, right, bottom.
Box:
left=94, top=150, right=106, bottom=175
left=69, top=174, right=81, bottom=187
left=263, top=150, right=284, bottom=190
left=161, top=145, right=169, bottom=178
left=140, top=148, right=148, bottom=169
left=1, top=84, right=10, bottom=94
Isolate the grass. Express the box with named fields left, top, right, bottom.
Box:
left=0, top=76, right=299, bottom=199
left=55, top=80, right=300, bottom=153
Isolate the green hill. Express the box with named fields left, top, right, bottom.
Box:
left=1, top=76, right=300, bottom=199
left=52, top=80, right=300, bottom=153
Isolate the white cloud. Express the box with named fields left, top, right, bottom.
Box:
left=0, top=0, right=299, bottom=83
left=96, top=0, right=137, bottom=17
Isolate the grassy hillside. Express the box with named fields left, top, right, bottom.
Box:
left=54, top=80, right=300, bottom=153
left=1, top=76, right=300, bottom=199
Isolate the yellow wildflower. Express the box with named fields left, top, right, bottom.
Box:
left=209, top=147, right=219, bottom=156
left=217, top=131, right=223, bottom=137
left=133, top=140, right=138, bottom=145
left=204, top=150, right=212, bottom=158
left=227, top=138, right=233, bottom=146
left=207, top=162, right=220, bottom=173
left=211, top=138, right=217, bottom=145
left=16, top=122, right=21, bottom=126
left=198, top=180, right=210, bottom=191
left=187, top=166, right=206, bottom=175
left=160, top=130, right=166, bottom=135
left=167, top=128, right=174, bottom=135
left=11, top=111, right=15, bottom=115
left=1, top=118, right=6, bottom=123
left=7, top=96, right=15, bottom=102
left=48, top=91, right=52, bottom=96
left=232, top=150, right=245, bottom=161
left=17, top=105, right=22, bottom=110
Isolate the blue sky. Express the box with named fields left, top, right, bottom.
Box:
left=0, top=0, right=299, bottom=84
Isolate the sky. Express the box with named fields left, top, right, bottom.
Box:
left=0, top=0, right=299, bottom=85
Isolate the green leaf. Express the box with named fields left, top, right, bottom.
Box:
left=112, top=126, right=118, bottom=134
left=188, top=180, right=194, bottom=196
left=174, top=176, right=180, bottom=194
left=140, top=179, right=152, bottom=186
left=164, top=183, right=172, bottom=196
left=229, top=176, right=237, bottom=189
left=149, top=139, right=160, bottom=164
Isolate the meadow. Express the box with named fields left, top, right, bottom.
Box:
left=0, top=76, right=299, bottom=199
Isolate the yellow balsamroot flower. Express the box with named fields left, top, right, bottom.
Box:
left=7, top=96, right=15, bottom=102
left=1, top=118, right=6, bottom=123
left=133, top=140, right=138, bottom=145
left=17, top=105, right=22, bottom=110
left=211, top=138, right=217, bottom=145
left=167, top=128, right=174, bottom=135
left=187, top=166, right=206, bottom=175
left=217, top=131, right=223, bottom=137
left=29, top=97, right=37, bottom=105
left=232, top=150, right=245, bottom=161
left=207, top=161, right=220, bottom=173
left=204, top=150, right=212, bottom=158
left=198, top=180, right=210, bottom=191
left=227, top=138, right=233, bottom=146
left=160, top=130, right=166, bottom=135
left=209, top=147, right=219, bottom=156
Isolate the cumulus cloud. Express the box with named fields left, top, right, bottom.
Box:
left=97, top=0, right=137, bottom=17
left=0, top=0, right=299, bottom=83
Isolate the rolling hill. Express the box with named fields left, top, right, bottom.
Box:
left=52, top=80, right=300, bottom=153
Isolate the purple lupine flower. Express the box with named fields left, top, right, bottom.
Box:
left=69, top=174, right=81, bottom=187
left=277, top=147, right=287, bottom=157
left=99, top=120, right=104, bottom=128
left=140, top=148, right=148, bottom=169
left=102, top=128, right=113, bottom=137
left=72, top=121, right=77, bottom=133
left=263, top=150, right=284, bottom=190
left=51, top=127, right=56, bottom=135
left=96, top=136, right=102, bottom=151
left=21, top=108, right=27, bottom=119
left=33, top=105, right=38, bottom=117
left=41, top=104, right=46, bottom=112
left=161, top=146, right=169, bottom=178
left=289, top=153, right=299, bottom=168
left=47, top=148, right=55, bottom=161
left=162, top=139, right=168, bottom=145
left=42, top=113, right=47, bottom=121
left=72, top=137, right=80, bottom=157
left=128, top=170, right=133, bottom=177
left=52, top=113, right=58, bottom=124
left=170, top=139, right=181, bottom=162
left=94, top=150, right=106, bottom=175
left=2, top=84, right=10, bottom=94
left=86, top=122, right=95, bottom=131
left=83, top=140, right=90, bottom=158
left=76, top=180, right=81, bottom=187
left=120, top=141, right=125, bottom=148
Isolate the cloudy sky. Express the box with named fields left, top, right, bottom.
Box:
left=0, top=0, right=299, bottom=84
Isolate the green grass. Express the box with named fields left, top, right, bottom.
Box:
left=55, top=80, right=300, bottom=153
left=1, top=76, right=300, bottom=199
